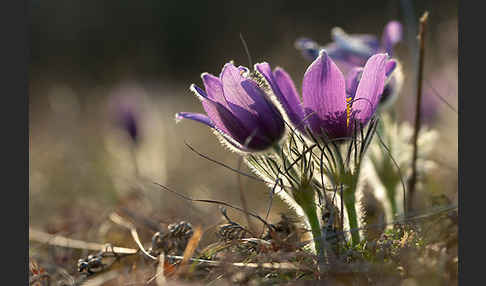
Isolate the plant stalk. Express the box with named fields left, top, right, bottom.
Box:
left=408, top=11, right=429, bottom=214
left=272, top=144, right=325, bottom=262
left=343, top=185, right=360, bottom=246
left=302, top=196, right=325, bottom=263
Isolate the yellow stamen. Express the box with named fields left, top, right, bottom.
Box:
left=346, top=97, right=352, bottom=128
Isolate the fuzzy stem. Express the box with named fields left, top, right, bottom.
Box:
left=304, top=201, right=324, bottom=259
left=332, top=143, right=359, bottom=244
left=272, top=144, right=325, bottom=262
left=343, top=189, right=360, bottom=245
left=385, top=182, right=398, bottom=216
left=295, top=186, right=325, bottom=263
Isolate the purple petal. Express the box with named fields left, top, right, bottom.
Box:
left=381, top=21, right=402, bottom=55
left=176, top=112, right=254, bottom=152
left=189, top=84, right=248, bottom=141
left=345, top=67, right=364, bottom=98
left=385, top=59, right=397, bottom=77
left=220, top=63, right=283, bottom=140
left=190, top=83, right=209, bottom=100
left=255, top=62, right=305, bottom=131
left=273, top=68, right=307, bottom=130
left=302, top=50, right=347, bottom=137
left=201, top=73, right=229, bottom=108
left=352, top=53, right=388, bottom=124
left=220, top=62, right=258, bottom=124
left=176, top=112, right=215, bottom=129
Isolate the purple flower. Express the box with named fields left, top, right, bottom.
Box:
left=256, top=51, right=393, bottom=141
left=108, top=93, right=142, bottom=144
left=176, top=62, right=285, bottom=152
left=295, top=21, right=403, bottom=110
left=295, top=21, right=402, bottom=70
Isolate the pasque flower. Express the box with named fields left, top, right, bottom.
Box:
left=176, top=62, right=285, bottom=152
left=295, top=21, right=402, bottom=69
left=256, top=50, right=395, bottom=141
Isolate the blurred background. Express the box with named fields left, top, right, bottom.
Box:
left=29, top=0, right=457, bottom=246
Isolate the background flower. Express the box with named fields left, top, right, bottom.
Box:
left=295, top=21, right=402, bottom=72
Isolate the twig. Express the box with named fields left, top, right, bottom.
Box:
left=407, top=11, right=429, bottom=214
left=109, top=212, right=157, bottom=260
left=30, top=228, right=303, bottom=271
left=29, top=228, right=137, bottom=255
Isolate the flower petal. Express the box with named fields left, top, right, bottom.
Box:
left=385, top=59, right=397, bottom=77
left=220, top=62, right=259, bottom=122
left=201, top=72, right=229, bottom=108
left=175, top=112, right=215, bottom=128
left=345, top=67, right=364, bottom=98
left=352, top=53, right=388, bottom=124
left=221, top=62, right=284, bottom=140
left=274, top=68, right=307, bottom=130
left=175, top=112, right=255, bottom=152
left=189, top=84, right=248, bottom=142
left=381, top=21, right=402, bottom=55
left=255, top=62, right=305, bottom=131
left=302, top=50, right=347, bottom=114
left=302, top=50, right=347, bottom=137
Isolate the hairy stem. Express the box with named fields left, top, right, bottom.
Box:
left=295, top=186, right=325, bottom=263
left=385, top=182, right=398, bottom=216
left=343, top=190, right=360, bottom=245
left=272, top=144, right=325, bottom=262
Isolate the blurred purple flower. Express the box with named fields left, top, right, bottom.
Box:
left=256, top=51, right=392, bottom=141
left=108, top=92, right=143, bottom=144
left=295, top=21, right=402, bottom=69
left=176, top=62, right=285, bottom=152
left=404, top=70, right=454, bottom=125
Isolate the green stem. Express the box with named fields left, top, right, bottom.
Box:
left=343, top=191, right=360, bottom=245
left=340, top=168, right=360, bottom=246
left=385, top=182, right=398, bottom=216
left=333, top=144, right=360, bottom=245
left=272, top=145, right=325, bottom=261
left=303, top=200, right=324, bottom=262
